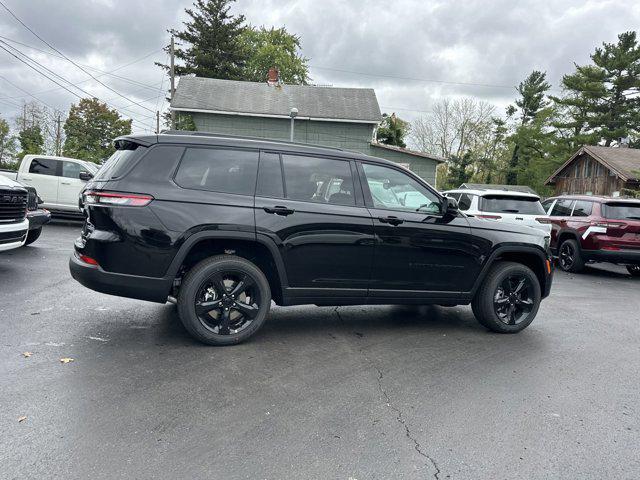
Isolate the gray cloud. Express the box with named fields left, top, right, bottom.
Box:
left=0, top=0, right=638, bottom=133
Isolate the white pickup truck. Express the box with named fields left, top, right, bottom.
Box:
left=0, top=155, right=98, bottom=214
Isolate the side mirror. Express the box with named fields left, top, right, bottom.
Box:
left=444, top=196, right=459, bottom=215
left=79, top=171, right=93, bottom=181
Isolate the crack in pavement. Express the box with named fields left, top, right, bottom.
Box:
left=333, top=307, right=441, bottom=480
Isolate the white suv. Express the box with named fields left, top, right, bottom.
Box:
left=443, top=188, right=551, bottom=233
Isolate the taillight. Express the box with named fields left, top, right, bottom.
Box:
left=477, top=214, right=502, bottom=220
left=76, top=252, right=99, bottom=266
left=593, top=221, right=625, bottom=229
left=84, top=190, right=153, bottom=207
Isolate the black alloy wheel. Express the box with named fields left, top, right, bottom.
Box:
left=627, top=265, right=640, bottom=277
left=178, top=255, right=271, bottom=345
left=195, top=271, right=260, bottom=335
left=492, top=274, right=535, bottom=325
left=559, top=242, right=575, bottom=270
left=471, top=261, right=541, bottom=333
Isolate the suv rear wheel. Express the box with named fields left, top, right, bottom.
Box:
left=558, top=238, right=584, bottom=273
left=627, top=265, right=640, bottom=277
left=471, top=261, right=541, bottom=333
left=177, top=255, right=271, bottom=346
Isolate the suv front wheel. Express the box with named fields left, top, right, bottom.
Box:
left=177, top=255, right=271, bottom=346
left=471, top=261, right=541, bottom=333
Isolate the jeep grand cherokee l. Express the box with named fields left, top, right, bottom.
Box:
left=70, top=132, right=553, bottom=345
left=541, top=195, right=640, bottom=275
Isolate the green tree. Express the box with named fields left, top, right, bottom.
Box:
left=552, top=31, right=640, bottom=146
left=377, top=113, right=409, bottom=148
left=18, top=125, right=44, bottom=160
left=161, top=0, right=247, bottom=80
left=443, top=152, right=473, bottom=189
left=506, top=70, right=551, bottom=184
left=63, top=98, right=132, bottom=163
left=0, top=117, right=18, bottom=167
left=239, top=26, right=310, bottom=84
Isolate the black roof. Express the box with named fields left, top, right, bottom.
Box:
left=115, top=131, right=401, bottom=168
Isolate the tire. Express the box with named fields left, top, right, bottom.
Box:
left=557, top=238, right=584, bottom=273
left=471, top=261, right=541, bottom=333
left=627, top=265, right=640, bottom=277
left=177, top=255, right=271, bottom=346
left=24, top=227, right=42, bottom=246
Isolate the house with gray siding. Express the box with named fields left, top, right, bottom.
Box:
left=170, top=76, right=443, bottom=184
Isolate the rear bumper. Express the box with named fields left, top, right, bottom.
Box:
left=583, top=249, right=640, bottom=265
left=69, top=253, right=172, bottom=303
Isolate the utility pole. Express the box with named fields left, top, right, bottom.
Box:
left=55, top=114, right=62, bottom=156
left=22, top=103, right=27, bottom=131
left=170, top=35, right=176, bottom=130
left=156, top=111, right=160, bottom=134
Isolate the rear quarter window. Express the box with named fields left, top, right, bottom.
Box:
left=480, top=195, right=545, bottom=215
left=94, top=146, right=146, bottom=181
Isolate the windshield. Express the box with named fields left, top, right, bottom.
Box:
left=603, top=202, right=640, bottom=220
left=481, top=195, right=545, bottom=215
left=82, top=161, right=99, bottom=173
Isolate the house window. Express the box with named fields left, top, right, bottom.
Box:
left=584, top=159, right=592, bottom=177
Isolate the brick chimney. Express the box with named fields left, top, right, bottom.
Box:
left=267, top=67, right=279, bottom=86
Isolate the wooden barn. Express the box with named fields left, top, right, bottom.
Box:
left=545, top=145, right=640, bottom=197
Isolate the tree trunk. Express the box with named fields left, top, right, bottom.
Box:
left=506, top=144, right=520, bottom=184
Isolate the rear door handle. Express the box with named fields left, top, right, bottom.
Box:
left=264, top=206, right=295, bottom=216
left=378, top=216, right=403, bottom=226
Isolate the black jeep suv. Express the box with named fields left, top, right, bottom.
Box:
left=70, top=132, right=553, bottom=345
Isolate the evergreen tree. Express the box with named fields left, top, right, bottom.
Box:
left=377, top=113, right=409, bottom=148
left=444, top=152, right=473, bottom=189
left=18, top=125, right=44, bottom=160
left=160, top=0, right=247, bottom=80
left=506, top=70, right=551, bottom=184
left=552, top=31, right=640, bottom=146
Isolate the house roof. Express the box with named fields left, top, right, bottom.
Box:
left=546, top=145, right=640, bottom=184
left=459, top=183, right=538, bottom=194
left=370, top=142, right=446, bottom=163
left=171, top=76, right=382, bottom=124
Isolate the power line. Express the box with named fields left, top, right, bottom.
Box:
left=0, top=73, right=56, bottom=110
left=0, top=40, right=156, bottom=129
left=0, top=0, right=156, bottom=114
left=0, top=35, right=163, bottom=93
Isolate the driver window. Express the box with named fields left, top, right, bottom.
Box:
left=362, top=163, right=441, bottom=214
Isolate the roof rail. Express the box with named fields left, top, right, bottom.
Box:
left=159, top=130, right=347, bottom=152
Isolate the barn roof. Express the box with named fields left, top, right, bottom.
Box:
left=546, top=145, right=640, bottom=184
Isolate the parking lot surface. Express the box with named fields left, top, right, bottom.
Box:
left=1, top=222, right=639, bottom=479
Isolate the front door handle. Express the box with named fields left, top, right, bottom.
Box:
left=378, top=216, right=404, bottom=226
left=264, top=206, right=295, bottom=216
left=61, top=181, right=71, bottom=185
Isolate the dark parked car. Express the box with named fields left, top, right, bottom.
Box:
left=541, top=195, right=640, bottom=275
left=70, top=132, right=553, bottom=345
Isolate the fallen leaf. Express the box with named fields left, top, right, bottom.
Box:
left=22, top=352, right=32, bottom=358
left=60, top=357, right=74, bottom=364
left=18, top=416, right=27, bottom=423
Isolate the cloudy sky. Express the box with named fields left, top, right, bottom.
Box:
left=0, top=0, right=639, bottom=134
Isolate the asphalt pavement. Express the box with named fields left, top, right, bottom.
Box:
left=1, top=221, right=638, bottom=479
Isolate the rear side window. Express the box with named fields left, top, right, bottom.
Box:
left=175, top=148, right=259, bottom=196
left=28, top=158, right=59, bottom=176
left=94, top=146, right=144, bottom=181
left=480, top=195, right=545, bottom=215
left=603, top=202, right=640, bottom=220
left=550, top=199, right=574, bottom=216
left=256, top=153, right=284, bottom=198
left=541, top=199, right=555, bottom=214
left=572, top=200, right=593, bottom=217
left=282, top=155, right=355, bottom=206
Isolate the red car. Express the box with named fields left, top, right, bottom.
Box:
left=541, top=195, right=640, bottom=276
